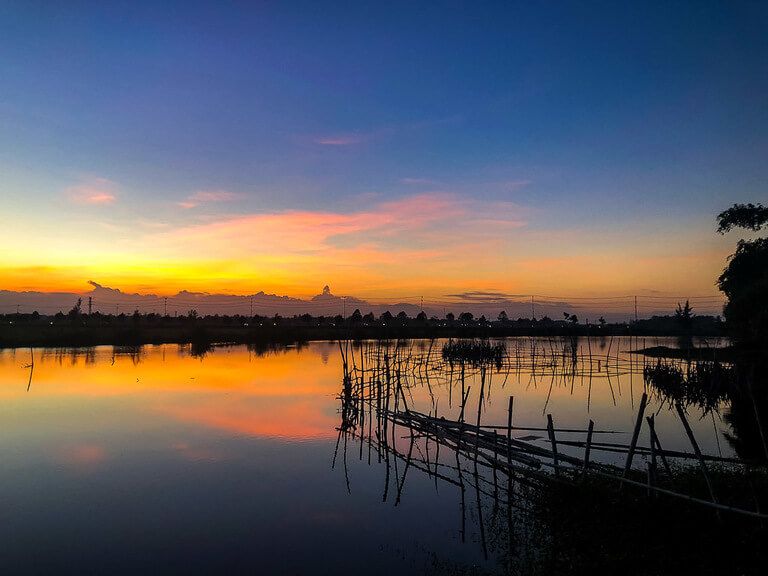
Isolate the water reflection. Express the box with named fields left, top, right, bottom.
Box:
left=0, top=338, right=763, bottom=575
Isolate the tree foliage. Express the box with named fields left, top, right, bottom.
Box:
left=717, top=203, right=768, bottom=345
left=717, top=203, right=768, bottom=234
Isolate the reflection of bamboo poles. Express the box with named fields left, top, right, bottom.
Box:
left=337, top=338, right=768, bottom=521
left=24, top=346, right=34, bottom=391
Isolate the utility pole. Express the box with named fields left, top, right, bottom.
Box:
left=164, top=297, right=168, bottom=316
left=250, top=296, right=253, bottom=317
left=88, top=297, right=93, bottom=315
left=420, top=296, right=424, bottom=313
left=342, top=296, right=346, bottom=318
left=16, top=304, right=20, bottom=315
left=115, top=304, right=119, bottom=316
left=530, top=295, right=535, bottom=320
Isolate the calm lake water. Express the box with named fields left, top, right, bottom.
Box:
left=0, top=337, right=733, bottom=575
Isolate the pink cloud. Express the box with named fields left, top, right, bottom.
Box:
left=66, top=177, right=117, bottom=205
left=57, top=443, right=107, bottom=468
left=400, top=177, right=436, bottom=185
left=178, top=190, right=241, bottom=209
left=314, top=134, right=365, bottom=146
left=152, top=192, right=526, bottom=266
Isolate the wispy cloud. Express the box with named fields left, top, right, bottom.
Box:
left=400, top=177, right=437, bottom=185
left=313, top=134, right=366, bottom=146
left=66, top=177, right=117, bottom=205
left=312, top=116, right=458, bottom=148
left=178, top=190, right=241, bottom=209
left=153, top=192, right=527, bottom=268
left=445, top=291, right=525, bottom=302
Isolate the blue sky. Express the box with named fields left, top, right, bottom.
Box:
left=1, top=1, right=766, bottom=299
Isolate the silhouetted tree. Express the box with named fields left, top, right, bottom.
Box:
left=445, top=312, right=455, bottom=322
left=68, top=298, right=82, bottom=317
left=498, top=310, right=508, bottom=323
left=380, top=311, right=393, bottom=323
left=598, top=316, right=606, bottom=327
left=416, top=311, right=427, bottom=322
left=717, top=203, right=768, bottom=345
left=350, top=308, right=363, bottom=323
left=563, top=312, right=578, bottom=324
left=674, top=300, right=694, bottom=328
left=396, top=311, right=408, bottom=323
left=458, top=312, right=474, bottom=323
left=68, top=298, right=82, bottom=326
left=717, top=203, right=768, bottom=233
left=363, top=312, right=375, bottom=323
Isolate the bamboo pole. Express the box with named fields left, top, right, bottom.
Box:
left=582, top=419, right=594, bottom=480
left=676, top=402, right=719, bottom=511
left=623, top=392, right=648, bottom=477
left=547, top=414, right=560, bottom=477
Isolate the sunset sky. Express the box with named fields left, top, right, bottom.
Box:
left=2, top=1, right=766, bottom=301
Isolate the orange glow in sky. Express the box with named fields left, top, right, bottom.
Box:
left=0, top=191, right=733, bottom=300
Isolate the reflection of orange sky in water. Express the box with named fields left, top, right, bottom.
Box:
left=0, top=344, right=343, bottom=440
left=0, top=339, right=728, bottom=453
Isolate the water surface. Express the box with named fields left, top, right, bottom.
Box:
left=0, top=338, right=733, bottom=574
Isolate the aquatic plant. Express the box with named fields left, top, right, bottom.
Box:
left=442, top=339, right=506, bottom=366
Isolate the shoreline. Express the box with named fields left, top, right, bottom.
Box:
left=0, top=322, right=727, bottom=351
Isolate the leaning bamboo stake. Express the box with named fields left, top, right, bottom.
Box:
left=647, top=415, right=657, bottom=496
left=623, top=392, right=648, bottom=478
left=547, top=414, right=560, bottom=477
left=646, top=414, right=672, bottom=478
left=676, top=402, right=719, bottom=512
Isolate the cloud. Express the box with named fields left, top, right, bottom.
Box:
left=151, top=193, right=527, bottom=271
left=314, top=134, right=366, bottom=146
left=445, top=291, right=526, bottom=302
left=57, top=443, right=107, bottom=468
left=400, top=177, right=437, bottom=185
left=504, top=179, right=532, bottom=191
left=65, top=177, right=117, bottom=205
left=178, top=190, right=241, bottom=209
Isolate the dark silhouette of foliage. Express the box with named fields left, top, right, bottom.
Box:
left=717, top=203, right=768, bottom=233
left=458, top=312, right=474, bottom=323
left=68, top=298, right=82, bottom=318
left=643, top=360, right=732, bottom=413
left=68, top=298, right=83, bottom=326
left=442, top=338, right=505, bottom=366
left=675, top=300, right=694, bottom=327
left=717, top=203, right=768, bottom=345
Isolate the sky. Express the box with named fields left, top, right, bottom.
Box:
left=1, top=1, right=767, bottom=307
